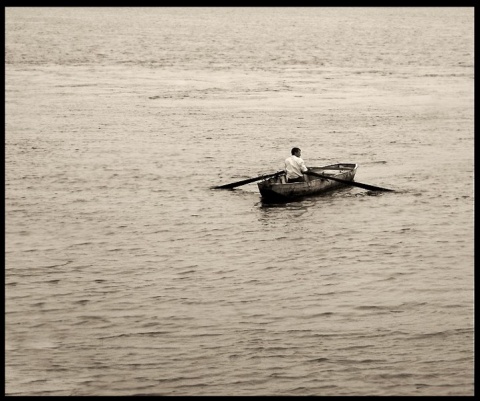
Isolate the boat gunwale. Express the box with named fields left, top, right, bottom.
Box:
left=260, top=163, right=358, bottom=187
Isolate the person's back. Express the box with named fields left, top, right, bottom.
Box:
left=285, top=147, right=308, bottom=183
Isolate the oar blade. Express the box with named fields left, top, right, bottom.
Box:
left=348, top=181, right=395, bottom=192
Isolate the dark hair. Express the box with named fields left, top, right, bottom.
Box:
left=291, top=147, right=301, bottom=155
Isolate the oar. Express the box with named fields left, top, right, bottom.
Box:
left=212, top=171, right=284, bottom=190
left=305, top=171, right=394, bottom=192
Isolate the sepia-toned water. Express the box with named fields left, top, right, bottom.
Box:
left=5, top=7, right=474, bottom=396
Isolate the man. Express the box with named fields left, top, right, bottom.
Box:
left=285, top=147, right=308, bottom=183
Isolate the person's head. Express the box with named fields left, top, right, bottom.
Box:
left=291, top=147, right=301, bottom=156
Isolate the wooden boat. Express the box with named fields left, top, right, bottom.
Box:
left=257, top=163, right=358, bottom=202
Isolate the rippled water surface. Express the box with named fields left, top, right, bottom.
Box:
left=5, top=7, right=474, bottom=396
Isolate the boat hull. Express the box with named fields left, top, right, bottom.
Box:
left=257, top=163, right=358, bottom=202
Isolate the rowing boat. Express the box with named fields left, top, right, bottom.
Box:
left=257, top=163, right=358, bottom=202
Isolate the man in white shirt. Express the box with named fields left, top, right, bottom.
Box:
left=285, top=147, right=309, bottom=183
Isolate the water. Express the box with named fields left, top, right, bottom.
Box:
left=5, top=7, right=474, bottom=396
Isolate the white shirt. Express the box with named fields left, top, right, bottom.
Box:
left=285, top=155, right=308, bottom=179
